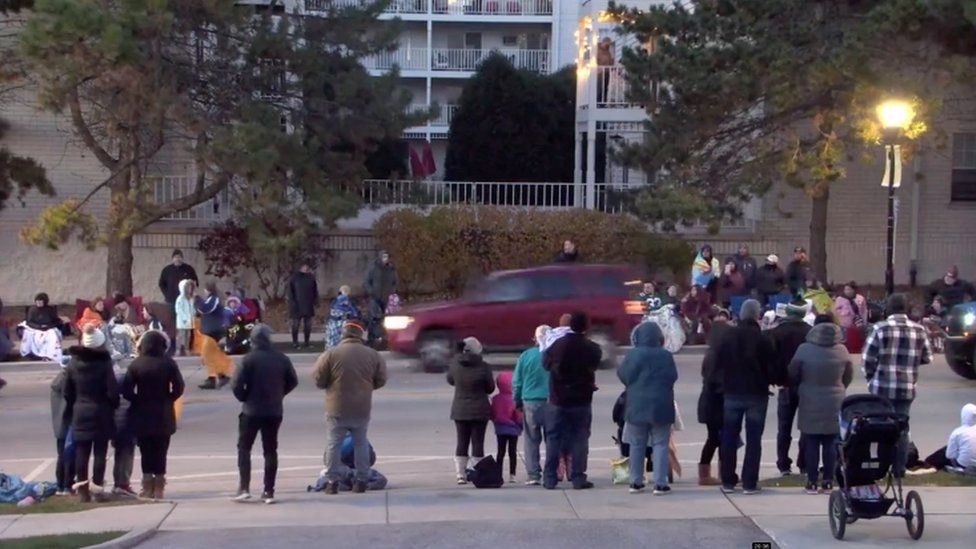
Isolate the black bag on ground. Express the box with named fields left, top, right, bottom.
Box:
left=467, top=456, right=504, bottom=488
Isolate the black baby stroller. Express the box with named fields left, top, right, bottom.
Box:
left=829, top=394, right=924, bottom=540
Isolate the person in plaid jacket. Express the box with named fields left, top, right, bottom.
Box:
left=861, top=294, right=932, bottom=477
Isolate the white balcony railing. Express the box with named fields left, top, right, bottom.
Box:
left=363, top=47, right=429, bottom=71
left=431, top=48, right=548, bottom=73
left=305, top=0, right=551, bottom=15
left=432, top=103, right=459, bottom=125
left=431, top=0, right=553, bottom=15
left=362, top=180, right=641, bottom=213
left=579, top=65, right=641, bottom=109
left=152, top=176, right=229, bottom=223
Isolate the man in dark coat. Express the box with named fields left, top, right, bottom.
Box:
left=713, top=299, right=775, bottom=494
left=727, top=245, right=758, bottom=292
left=697, top=309, right=731, bottom=485
left=785, top=247, right=810, bottom=297
left=158, top=249, right=199, bottom=306
left=755, top=255, right=786, bottom=304
left=767, top=300, right=813, bottom=476
left=542, top=312, right=602, bottom=490
left=364, top=251, right=398, bottom=344
left=554, top=239, right=580, bottom=263
left=288, top=261, right=319, bottom=349
left=232, top=324, right=298, bottom=504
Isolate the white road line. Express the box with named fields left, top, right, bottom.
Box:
left=22, top=458, right=54, bottom=481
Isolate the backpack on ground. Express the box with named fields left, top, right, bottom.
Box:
left=467, top=456, right=504, bottom=488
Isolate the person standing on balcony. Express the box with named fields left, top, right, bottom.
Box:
left=554, top=240, right=580, bottom=263
left=596, top=36, right=614, bottom=105
left=288, top=261, right=319, bottom=350
left=364, top=251, right=398, bottom=343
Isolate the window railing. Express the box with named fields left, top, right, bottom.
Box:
left=363, top=47, right=429, bottom=71
left=431, top=48, right=548, bottom=73
left=151, top=176, right=229, bottom=223
left=305, top=0, right=551, bottom=15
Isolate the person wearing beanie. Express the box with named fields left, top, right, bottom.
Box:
left=446, top=336, right=494, bottom=484
left=22, top=292, right=67, bottom=363
left=313, top=320, right=388, bottom=494
left=231, top=324, right=297, bottom=504
left=512, top=325, right=552, bottom=485
left=158, top=249, right=199, bottom=306
left=542, top=312, right=603, bottom=490
left=63, top=324, right=120, bottom=503
left=767, top=298, right=813, bottom=477
left=121, top=330, right=185, bottom=500
left=713, top=298, right=775, bottom=494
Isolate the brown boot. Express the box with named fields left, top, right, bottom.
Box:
left=139, top=475, right=155, bottom=499
left=698, top=464, right=721, bottom=486
left=152, top=475, right=166, bottom=500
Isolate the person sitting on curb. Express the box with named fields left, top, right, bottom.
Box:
left=915, top=403, right=976, bottom=474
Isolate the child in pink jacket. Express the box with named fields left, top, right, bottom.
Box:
left=491, top=371, right=523, bottom=483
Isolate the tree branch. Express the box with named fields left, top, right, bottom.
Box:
left=67, top=88, right=120, bottom=170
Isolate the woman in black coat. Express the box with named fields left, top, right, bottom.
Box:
left=122, top=331, right=185, bottom=500
left=63, top=326, right=119, bottom=502
left=446, top=337, right=495, bottom=484
left=696, top=311, right=731, bottom=486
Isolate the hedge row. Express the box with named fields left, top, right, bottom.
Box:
left=373, top=207, right=693, bottom=297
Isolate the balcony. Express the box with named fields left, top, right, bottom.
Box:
left=362, top=179, right=638, bottom=212
left=304, top=0, right=551, bottom=15
left=431, top=48, right=548, bottom=73
left=364, top=47, right=429, bottom=71
left=578, top=66, right=641, bottom=109
left=432, top=0, right=552, bottom=16
left=365, top=48, right=548, bottom=73
left=408, top=103, right=459, bottom=126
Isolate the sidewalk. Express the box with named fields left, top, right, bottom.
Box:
left=3, top=486, right=973, bottom=548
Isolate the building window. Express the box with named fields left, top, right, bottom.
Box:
left=951, top=132, right=976, bottom=202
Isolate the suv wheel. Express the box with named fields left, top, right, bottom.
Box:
left=417, top=331, right=454, bottom=374
left=590, top=329, right=618, bottom=370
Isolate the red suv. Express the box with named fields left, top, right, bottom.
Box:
left=383, top=264, right=645, bottom=371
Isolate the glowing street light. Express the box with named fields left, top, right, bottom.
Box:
left=876, top=99, right=915, bottom=297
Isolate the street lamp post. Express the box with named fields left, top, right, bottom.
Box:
left=876, top=100, right=914, bottom=297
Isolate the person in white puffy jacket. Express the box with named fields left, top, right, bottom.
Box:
left=918, top=403, right=976, bottom=473
left=174, top=279, right=196, bottom=356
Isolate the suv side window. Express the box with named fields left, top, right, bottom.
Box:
left=478, top=276, right=534, bottom=303
left=530, top=274, right=576, bottom=300
left=580, top=271, right=629, bottom=297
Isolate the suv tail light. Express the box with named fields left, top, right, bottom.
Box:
left=624, top=300, right=644, bottom=315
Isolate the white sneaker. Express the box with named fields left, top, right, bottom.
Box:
left=232, top=491, right=251, bottom=502
left=525, top=479, right=541, bottom=486
left=508, top=475, right=516, bottom=484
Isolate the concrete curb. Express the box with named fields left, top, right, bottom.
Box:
left=82, top=502, right=176, bottom=549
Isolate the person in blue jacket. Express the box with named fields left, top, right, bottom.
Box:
left=617, top=322, right=678, bottom=495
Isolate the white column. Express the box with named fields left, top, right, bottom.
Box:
left=585, top=119, right=597, bottom=209
left=550, top=0, right=560, bottom=70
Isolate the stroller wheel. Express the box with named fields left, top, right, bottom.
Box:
left=829, top=489, right=847, bottom=540
left=905, top=490, right=924, bottom=540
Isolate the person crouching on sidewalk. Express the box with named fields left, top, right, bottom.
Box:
left=231, top=324, right=298, bottom=504
left=314, top=321, right=388, bottom=494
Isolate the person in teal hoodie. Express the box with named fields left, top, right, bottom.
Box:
left=512, top=324, right=552, bottom=486
left=617, top=322, right=678, bottom=495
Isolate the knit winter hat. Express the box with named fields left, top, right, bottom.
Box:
left=462, top=337, right=483, bottom=355
left=341, top=321, right=366, bottom=340
left=81, top=324, right=106, bottom=349
left=785, top=299, right=808, bottom=318
left=766, top=254, right=779, bottom=264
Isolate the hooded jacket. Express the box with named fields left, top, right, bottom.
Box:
left=121, top=332, right=186, bottom=437
left=50, top=369, right=71, bottom=439
left=490, top=372, right=523, bottom=436
left=27, top=293, right=61, bottom=331
left=617, top=323, right=678, bottom=425
left=288, top=271, right=319, bottom=318
left=313, top=335, right=388, bottom=421
left=447, top=352, right=495, bottom=421
left=787, top=323, right=853, bottom=435
left=364, top=260, right=397, bottom=303
left=159, top=262, right=198, bottom=304
left=174, top=280, right=195, bottom=330
left=947, top=403, right=976, bottom=469
left=233, top=326, right=298, bottom=418
left=195, top=293, right=224, bottom=338
left=63, top=345, right=120, bottom=441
